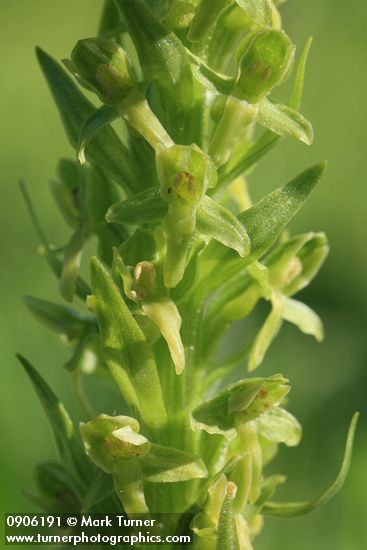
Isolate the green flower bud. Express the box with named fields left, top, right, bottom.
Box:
left=233, top=29, right=295, bottom=103
left=65, top=38, right=137, bottom=104
left=156, top=144, right=217, bottom=287
left=156, top=144, right=217, bottom=204
left=265, top=232, right=329, bottom=295
left=80, top=414, right=150, bottom=473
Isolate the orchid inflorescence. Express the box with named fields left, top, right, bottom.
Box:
left=18, top=1, right=358, bottom=548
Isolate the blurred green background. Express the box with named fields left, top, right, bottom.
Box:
left=0, top=1, right=366, bottom=548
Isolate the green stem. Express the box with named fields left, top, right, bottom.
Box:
left=117, top=91, right=174, bottom=150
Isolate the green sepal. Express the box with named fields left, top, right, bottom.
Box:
left=283, top=232, right=329, bottom=296
left=234, top=29, right=295, bottom=104
left=60, top=229, right=85, bottom=303
left=77, top=105, right=118, bottom=164
left=50, top=159, right=83, bottom=229
left=258, top=407, right=302, bottom=447
left=141, top=444, right=208, bottom=482
left=17, top=355, right=92, bottom=485
left=65, top=38, right=137, bottom=104
left=80, top=414, right=149, bottom=474
left=98, top=0, right=125, bottom=39
left=106, top=188, right=166, bottom=226
left=262, top=413, right=359, bottom=517
left=215, top=36, right=314, bottom=193
left=282, top=297, right=324, bottom=342
left=257, top=98, right=313, bottom=145
left=90, top=257, right=167, bottom=431
left=247, top=291, right=284, bottom=372
left=191, top=374, right=289, bottom=438
left=266, top=232, right=317, bottom=288
left=36, top=47, right=141, bottom=194
left=188, top=0, right=229, bottom=43
left=235, top=0, right=272, bottom=26
left=216, top=482, right=240, bottom=550
left=24, top=295, right=97, bottom=343
left=194, top=162, right=327, bottom=300
left=197, top=196, right=251, bottom=257
left=186, top=49, right=235, bottom=96
left=34, top=462, right=82, bottom=513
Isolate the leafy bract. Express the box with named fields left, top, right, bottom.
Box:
left=90, top=257, right=167, bottom=431
left=262, top=413, right=359, bottom=517
left=17, top=355, right=92, bottom=484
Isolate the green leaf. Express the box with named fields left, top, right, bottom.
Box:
left=216, top=482, right=240, bottom=550
left=20, top=180, right=91, bottom=301
left=99, top=0, right=126, bottom=38
left=235, top=0, right=272, bottom=26
left=258, top=407, right=302, bottom=447
left=17, top=355, right=92, bottom=484
left=197, top=196, right=250, bottom=257
left=77, top=105, right=118, bottom=164
left=119, top=229, right=157, bottom=266
left=90, top=257, right=167, bottom=432
left=247, top=292, right=284, bottom=372
left=282, top=297, right=324, bottom=341
left=290, top=37, right=313, bottom=111
left=188, top=0, right=229, bottom=43
left=186, top=48, right=235, bottom=95
left=114, top=0, right=195, bottom=142
left=262, top=413, right=360, bottom=517
left=34, top=462, right=82, bottom=513
left=215, top=130, right=279, bottom=196
left=141, top=444, right=208, bottom=482
left=24, top=296, right=97, bottom=342
left=36, top=47, right=141, bottom=194
left=194, top=162, right=327, bottom=299
left=85, top=166, right=127, bottom=265
left=106, top=188, right=167, bottom=226
left=81, top=469, right=114, bottom=512
left=257, top=98, right=313, bottom=145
